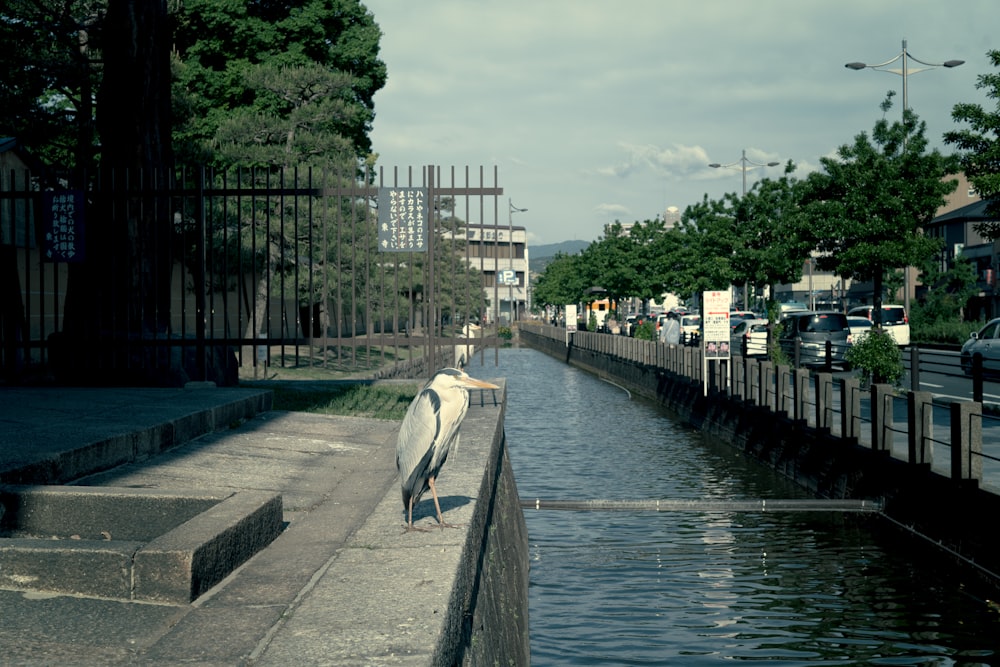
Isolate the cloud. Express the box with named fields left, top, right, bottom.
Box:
left=595, top=203, right=631, bottom=218
left=365, top=0, right=1000, bottom=245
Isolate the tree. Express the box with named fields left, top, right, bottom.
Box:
left=915, top=253, right=979, bottom=324
left=171, top=1, right=387, bottom=348
left=170, top=0, right=385, bottom=165
left=56, top=0, right=177, bottom=384
left=731, top=164, right=815, bottom=317
left=0, top=0, right=105, bottom=177
left=532, top=252, right=588, bottom=313
left=945, top=49, right=1000, bottom=238
left=660, top=196, right=738, bottom=309
left=800, top=94, right=954, bottom=328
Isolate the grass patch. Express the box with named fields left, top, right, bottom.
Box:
left=246, top=382, right=419, bottom=420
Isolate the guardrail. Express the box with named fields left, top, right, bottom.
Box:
left=522, top=323, right=998, bottom=493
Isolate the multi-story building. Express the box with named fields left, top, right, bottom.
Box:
left=460, top=223, right=529, bottom=325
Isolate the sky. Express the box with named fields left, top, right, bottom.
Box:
left=362, top=0, right=998, bottom=247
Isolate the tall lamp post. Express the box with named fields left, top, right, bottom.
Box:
left=846, top=39, right=964, bottom=315
left=709, top=149, right=780, bottom=310
left=508, top=199, right=527, bottom=324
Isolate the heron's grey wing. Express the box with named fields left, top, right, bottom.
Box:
left=396, top=388, right=441, bottom=496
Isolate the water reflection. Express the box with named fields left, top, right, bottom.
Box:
left=479, top=348, right=1000, bottom=665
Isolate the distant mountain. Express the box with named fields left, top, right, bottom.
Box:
left=528, top=239, right=590, bottom=274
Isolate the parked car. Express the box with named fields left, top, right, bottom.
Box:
left=960, top=318, right=1000, bottom=375
left=679, top=314, right=701, bottom=346
left=846, top=316, right=873, bottom=345
left=776, top=311, right=850, bottom=368
left=625, top=313, right=655, bottom=337
left=778, top=301, right=809, bottom=318
left=729, top=310, right=756, bottom=331
left=847, top=305, right=910, bottom=346
left=730, top=318, right=769, bottom=357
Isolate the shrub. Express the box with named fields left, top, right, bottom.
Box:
left=845, top=328, right=903, bottom=387
left=911, top=318, right=981, bottom=346
left=498, top=326, right=513, bottom=340
left=634, top=321, right=655, bottom=340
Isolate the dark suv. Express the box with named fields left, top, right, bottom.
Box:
left=776, top=311, right=850, bottom=368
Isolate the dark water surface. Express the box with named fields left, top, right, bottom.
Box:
left=480, top=348, right=1000, bottom=665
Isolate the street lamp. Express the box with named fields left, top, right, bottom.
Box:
left=508, top=199, right=527, bottom=324
left=846, top=39, right=964, bottom=315
left=709, top=149, right=780, bottom=310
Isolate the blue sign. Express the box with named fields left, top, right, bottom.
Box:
left=42, top=190, right=85, bottom=263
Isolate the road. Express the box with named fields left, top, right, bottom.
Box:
left=903, top=347, right=1000, bottom=405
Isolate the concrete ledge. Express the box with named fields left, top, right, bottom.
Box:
left=0, top=387, right=273, bottom=485
left=251, top=379, right=531, bottom=666
left=0, top=485, right=283, bottom=603
left=136, top=490, right=284, bottom=603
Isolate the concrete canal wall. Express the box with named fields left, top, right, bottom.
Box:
left=520, top=325, right=1000, bottom=594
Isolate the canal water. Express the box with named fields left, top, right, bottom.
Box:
left=482, top=348, right=1000, bottom=665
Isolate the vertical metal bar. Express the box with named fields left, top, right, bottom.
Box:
left=195, top=167, right=207, bottom=381
left=426, top=164, right=436, bottom=372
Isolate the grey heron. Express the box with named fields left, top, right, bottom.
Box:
left=396, top=367, right=499, bottom=530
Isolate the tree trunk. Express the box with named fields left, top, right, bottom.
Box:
left=59, top=0, right=175, bottom=384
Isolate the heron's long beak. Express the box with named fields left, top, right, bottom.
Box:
left=462, top=377, right=499, bottom=390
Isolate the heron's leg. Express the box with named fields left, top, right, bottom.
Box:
left=428, top=476, right=445, bottom=523
left=403, top=496, right=430, bottom=533
left=427, top=477, right=463, bottom=529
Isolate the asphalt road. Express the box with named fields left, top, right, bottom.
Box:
left=903, top=347, right=1000, bottom=405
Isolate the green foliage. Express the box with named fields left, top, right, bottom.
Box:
left=801, top=93, right=955, bottom=314
left=588, top=311, right=598, bottom=332
left=945, top=49, right=1000, bottom=239
left=845, top=329, right=904, bottom=387
left=733, top=166, right=815, bottom=299
left=0, top=0, right=386, bottom=171
left=916, top=255, right=979, bottom=325
left=634, top=320, right=655, bottom=340
left=172, top=0, right=385, bottom=165
left=263, top=382, right=418, bottom=419
left=498, top=326, right=513, bottom=340
left=910, top=316, right=982, bottom=345
left=0, top=0, right=104, bottom=172
left=532, top=252, right=587, bottom=308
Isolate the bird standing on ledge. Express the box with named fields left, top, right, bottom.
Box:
left=396, top=367, right=499, bottom=531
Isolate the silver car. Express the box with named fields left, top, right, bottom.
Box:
left=777, top=311, right=850, bottom=368
left=730, top=318, right=769, bottom=357
left=960, top=318, right=1000, bottom=375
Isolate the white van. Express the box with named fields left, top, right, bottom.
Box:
left=846, top=305, right=910, bottom=346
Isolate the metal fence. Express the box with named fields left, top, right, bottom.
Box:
left=1, top=164, right=504, bottom=384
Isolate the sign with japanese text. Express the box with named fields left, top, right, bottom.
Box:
left=377, top=187, right=428, bottom=252
left=42, top=190, right=85, bottom=263
left=702, top=290, right=731, bottom=359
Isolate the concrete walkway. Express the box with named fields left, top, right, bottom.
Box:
left=0, top=383, right=510, bottom=665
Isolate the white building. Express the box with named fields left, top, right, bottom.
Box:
left=456, top=223, right=529, bottom=324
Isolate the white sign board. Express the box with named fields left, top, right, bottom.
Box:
left=565, top=304, right=577, bottom=335
left=702, top=290, right=731, bottom=359
left=702, top=290, right=732, bottom=395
